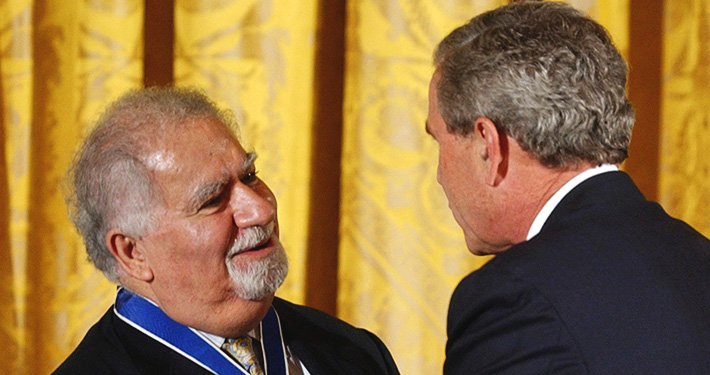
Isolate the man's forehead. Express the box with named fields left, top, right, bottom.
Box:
left=144, top=150, right=176, bottom=172
left=140, top=119, right=248, bottom=174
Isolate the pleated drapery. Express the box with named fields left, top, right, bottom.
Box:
left=1, top=1, right=709, bottom=374
left=1, top=1, right=140, bottom=373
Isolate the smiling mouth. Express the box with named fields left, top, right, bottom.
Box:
left=230, top=236, right=274, bottom=259
left=246, top=237, right=273, bottom=253
left=227, top=223, right=277, bottom=260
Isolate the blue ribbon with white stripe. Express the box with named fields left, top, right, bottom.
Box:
left=114, top=288, right=288, bottom=375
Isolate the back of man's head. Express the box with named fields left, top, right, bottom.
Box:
left=434, top=0, right=635, bottom=169
left=66, top=87, right=236, bottom=282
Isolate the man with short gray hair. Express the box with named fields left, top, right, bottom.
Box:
left=426, top=1, right=710, bottom=374
left=55, top=87, right=399, bottom=375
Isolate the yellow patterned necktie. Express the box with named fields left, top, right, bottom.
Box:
left=222, top=336, right=265, bottom=375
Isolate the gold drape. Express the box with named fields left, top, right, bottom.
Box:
left=338, top=1, right=503, bottom=373
left=659, top=0, right=710, bottom=233
left=1, top=1, right=142, bottom=374
left=173, top=0, right=318, bottom=303
left=1, top=1, right=708, bottom=374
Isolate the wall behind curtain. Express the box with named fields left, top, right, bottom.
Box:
left=1, top=1, right=708, bottom=374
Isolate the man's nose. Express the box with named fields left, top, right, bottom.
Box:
left=230, top=185, right=276, bottom=228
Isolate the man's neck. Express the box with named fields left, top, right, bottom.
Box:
left=526, top=164, right=619, bottom=240
left=501, top=160, right=600, bottom=245
left=116, top=280, right=271, bottom=338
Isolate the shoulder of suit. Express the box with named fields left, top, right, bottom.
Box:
left=272, top=297, right=376, bottom=339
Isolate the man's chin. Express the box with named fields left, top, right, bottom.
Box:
left=466, top=239, right=512, bottom=256
left=233, top=284, right=281, bottom=302
left=228, top=288, right=276, bottom=303
left=226, top=244, right=288, bottom=301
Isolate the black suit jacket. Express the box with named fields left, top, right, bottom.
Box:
left=445, top=171, right=710, bottom=374
left=54, top=297, right=399, bottom=375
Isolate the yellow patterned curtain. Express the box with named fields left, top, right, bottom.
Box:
left=0, top=1, right=142, bottom=374
left=173, top=0, right=319, bottom=303
left=338, top=2, right=503, bottom=373
left=1, top=1, right=709, bottom=374
left=660, top=0, right=710, bottom=233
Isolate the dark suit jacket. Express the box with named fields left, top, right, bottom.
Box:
left=445, top=171, right=710, bottom=374
left=54, top=297, right=399, bottom=375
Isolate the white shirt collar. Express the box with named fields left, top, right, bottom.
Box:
left=197, top=329, right=260, bottom=347
left=197, top=326, right=312, bottom=375
left=526, top=164, right=619, bottom=240
left=198, top=330, right=227, bottom=347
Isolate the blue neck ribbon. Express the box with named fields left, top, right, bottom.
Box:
left=114, top=288, right=288, bottom=375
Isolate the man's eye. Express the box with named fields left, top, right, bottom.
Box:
left=200, top=194, right=224, bottom=210
left=240, top=171, right=258, bottom=185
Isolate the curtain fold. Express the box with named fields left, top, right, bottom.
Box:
left=174, top=0, right=318, bottom=304
left=1, top=1, right=708, bottom=374
left=1, top=1, right=142, bottom=373
left=338, top=2, right=504, bottom=373
left=659, top=0, right=710, bottom=233
left=1, top=1, right=33, bottom=372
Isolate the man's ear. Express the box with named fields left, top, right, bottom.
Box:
left=106, top=230, right=154, bottom=282
left=473, top=116, right=507, bottom=186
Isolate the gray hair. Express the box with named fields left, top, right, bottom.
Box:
left=66, top=87, right=237, bottom=282
left=434, top=0, right=635, bottom=168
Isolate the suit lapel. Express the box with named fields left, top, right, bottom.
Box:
left=286, top=333, right=377, bottom=375
left=111, top=309, right=218, bottom=375
left=274, top=302, right=378, bottom=375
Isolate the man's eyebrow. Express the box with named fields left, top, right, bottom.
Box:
left=185, top=152, right=258, bottom=213
left=187, top=175, right=230, bottom=213
left=243, top=152, right=258, bottom=171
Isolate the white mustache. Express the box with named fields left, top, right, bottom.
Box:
left=227, top=222, right=275, bottom=257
